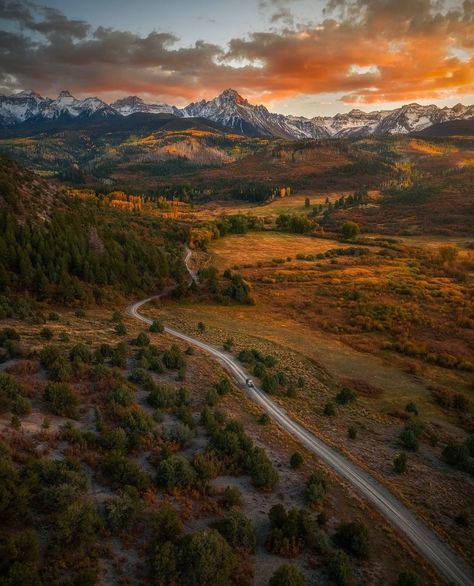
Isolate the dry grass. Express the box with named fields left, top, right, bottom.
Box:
left=210, top=232, right=351, bottom=269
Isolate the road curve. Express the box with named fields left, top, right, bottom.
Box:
left=127, top=248, right=474, bottom=586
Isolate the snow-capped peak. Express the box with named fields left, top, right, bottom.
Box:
left=0, top=87, right=472, bottom=136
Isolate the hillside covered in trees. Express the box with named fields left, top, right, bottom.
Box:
left=0, top=157, right=187, bottom=310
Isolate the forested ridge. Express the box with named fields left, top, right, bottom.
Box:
left=0, top=157, right=187, bottom=306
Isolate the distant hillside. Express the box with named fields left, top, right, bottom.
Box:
left=0, top=111, right=230, bottom=139
left=413, top=119, right=474, bottom=137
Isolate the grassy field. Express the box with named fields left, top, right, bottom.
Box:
left=210, top=232, right=352, bottom=269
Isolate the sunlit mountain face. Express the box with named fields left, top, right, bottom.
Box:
left=2, top=87, right=473, bottom=138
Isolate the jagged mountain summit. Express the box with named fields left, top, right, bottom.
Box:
left=0, top=89, right=115, bottom=126
left=1, top=88, right=473, bottom=138
left=111, top=95, right=180, bottom=116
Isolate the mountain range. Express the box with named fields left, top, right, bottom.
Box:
left=1, top=88, right=473, bottom=139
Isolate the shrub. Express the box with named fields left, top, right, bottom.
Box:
left=44, top=382, right=79, bottom=418
left=101, top=454, right=151, bottom=491
left=115, top=322, right=127, bottom=336
left=454, top=511, right=469, bottom=527
left=348, top=426, right=357, bottom=440
left=305, top=470, right=327, bottom=507
left=150, top=541, right=180, bottom=585
left=163, top=345, right=185, bottom=369
left=167, top=422, right=195, bottom=448
left=262, top=374, right=279, bottom=394
left=397, top=572, right=421, bottom=586
left=335, top=388, right=356, bottom=405
left=197, top=321, right=206, bottom=333
left=266, top=504, right=325, bottom=557
left=334, top=522, right=369, bottom=559
left=156, top=455, right=196, bottom=489
left=259, top=413, right=270, bottom=425
left=206, top=388, right=219, bottom=406
left=70, top=343, right=93, bottom=364
left=393, top=452, right=408, bottom=474
left=111, top=343, right=128, bottom=368
left=180, top=528, right=236, bottom=586
left=220, top=486, right=242, bottom=509
left=105, top=488, right=144, bottom=531
left=268, top=565, right=307, bottom=586
left=324, top=401, right=336, bottom=416
left=101, top=427, right=128, bottom=452
left=55, top=500, right=102, bottom=549
left=150, top=320, right=165, bottom=333
left=248, top=447, right=278, bottom=489
left=215, top=378, right=231, bottom=396
left=442, top=441, right=469, bottom=468
left=217, top=510, right=256, bottom=551
left=40, top=327, right=54, bottom=340
left=328, top=550, right=353, bottom=586
left=133, top=332, right=150, bottom=347
left=290, top=452, right=304, bottom=469
left=341, top=221, right=360, bottom=240
left=150, top=503, right=183, bottom=543
left=399, top=421, right=423, bottom=451
left=405, top=402, right=419, bottom=416
left=0, top=373, right=30, bottom=415
left=106, top=384, right=135, bottom=409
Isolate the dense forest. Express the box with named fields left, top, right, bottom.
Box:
left=0, top=157, right=187, bottom=308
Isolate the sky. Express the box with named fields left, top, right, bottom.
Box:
left=0, top=0, right=473, bottom=117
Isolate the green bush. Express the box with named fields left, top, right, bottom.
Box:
left=348, top=426, right=357, bottom=440
left=393, top=452, right=408, bottom=474
left=290, top=452, right=304, bottom=469
left=101, top=454, right=151, bottom=491
left=44, top=382, right=79, bottom=418
left=266, top=504, right=326, bottom=557
left=216, top=510, right=256, bottom=551
left=0, top=373, right=31, bottom=416
left=268, top=565, right=307, bottom=586
left=305, top=470, right=327, bottom=507
left=334, top=521, right=369, bottom=559
left=105, top=488, right=144, bottom=531
left=215, top=378, right=231, bottom=396
left=328, top=549, right=353, bottom=586
left=335, top=387, right=356, bottom=405
left=150, top=320, right=165, bottom=333
left=55, top=500, right=102, bottom=549
left=442, top=441, right=469, bottom=468
left=220, top=486, right=242, bottom=509
left=40, top=327, right=54, bottom=340
left=324, top=401, right=336, bottom=416
left=341, top=221, right=360, bottom=240
left=150, top=503, right=183, bottom=543
left=180, top=529, right=236, bottom=586
left=156, top=455, right=196, bottom=489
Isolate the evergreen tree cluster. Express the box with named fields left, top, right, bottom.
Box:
left=0, top=157, right=186, bottom=303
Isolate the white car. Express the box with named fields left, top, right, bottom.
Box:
left=246, top=378, right=254, bottom=388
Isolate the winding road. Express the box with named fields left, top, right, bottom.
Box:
left=127, top=247, right=474, bottom=586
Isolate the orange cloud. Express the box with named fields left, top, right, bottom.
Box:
left=0, top=0, right=472, bottom=107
